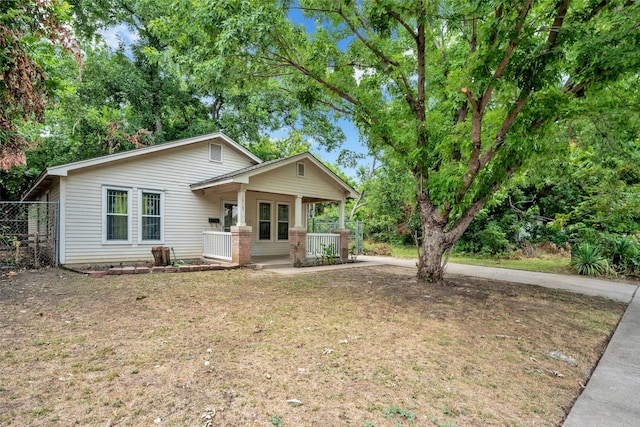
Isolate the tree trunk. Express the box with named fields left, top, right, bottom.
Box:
left=417, top=218, right=450, bottom=283
left=415, top=191, right=486, bottom=283
left=416, top=195, right=451, bottom=283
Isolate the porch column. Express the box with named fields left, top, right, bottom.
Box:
left=289, top=228, right=307, bottom=266
left=231, top=225, right=252, bottom=265
left=237, top=186, right=246, bottom=226
left=294, top=195, right=303, bottom=228
left=290, top=195, right=306, bottom=265
left=338, top=198, right=346, bottom=229
left=333, top=228, right=350, bottom=261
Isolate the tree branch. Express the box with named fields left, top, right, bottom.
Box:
left=336, top=7, right=400, bottom=69
left=480, top=88, right=531, bottom=167
left=491, top=0, right=534, bottom=82
left=386, top=10, right=418, bottom=41
left=583, top=0, right=608, bottom=22
left=445, top=198, right=486, bottom=244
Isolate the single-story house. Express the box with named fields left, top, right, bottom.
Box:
left=22, top=132, right=358, bottom=267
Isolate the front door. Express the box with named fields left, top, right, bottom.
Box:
left=223, top=201, right=238, bottom=232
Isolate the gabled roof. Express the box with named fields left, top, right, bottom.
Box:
left=22, top=132, right=261, bottom=200
left=190, top=152, right=359, bottom=199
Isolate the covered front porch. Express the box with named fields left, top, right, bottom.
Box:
left=202, top=225, right=348, bottom=265
left=190, top=152, right=359, bottom=266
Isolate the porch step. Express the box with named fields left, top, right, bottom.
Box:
left=248, top=261, right=292, bottom=270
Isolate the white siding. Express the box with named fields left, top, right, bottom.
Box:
left=246, top=160, right=346, bottom=200
left=27, top=180, right=60, bottom=236
left=49, top=178, right=60, bottom=203
left=62, top=139, right=255, bottom=264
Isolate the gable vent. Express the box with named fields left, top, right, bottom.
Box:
left=297, top=162, right=305, bottom=177
left=209, top=143, right=222, bottom=162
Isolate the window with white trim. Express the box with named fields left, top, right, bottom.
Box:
left=140, top=190, right=163, bottom=242
left=277, top=204, right=289, bottom=240
left=296, top=161, right=305, bottom=177
left=258, top=202, right=271, bottom=240
left=222, top=200, right=238, bottom=232
left=104, top=187, right=131, bottom=242
left=209, top=143, right=223, bottom=162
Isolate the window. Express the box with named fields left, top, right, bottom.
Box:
left=277, top=204, right=289, bottom=240
left=258, top=202, right=271, bottom=240
left=210, top=143, right=223, bottom=162
left=223, top=201, right=237, bottom=232
left=104, top=187, right=131, bottom=242
left=297, top=162, right=305, bottom=177
left=140, top=191, right=163, bottom=241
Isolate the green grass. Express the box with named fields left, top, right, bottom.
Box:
left=448, top=255, right=570, bottom=274
left=385, top=244, right=571, bottom=274
left=388, top=244, right=420, bottom=258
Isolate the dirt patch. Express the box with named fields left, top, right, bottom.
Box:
left=0, top=266, right=625, bottom=426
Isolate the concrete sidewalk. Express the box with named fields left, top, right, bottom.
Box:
left=267, top=255, right=639, bottom=425
left=563, top=290, right=640, bottom=426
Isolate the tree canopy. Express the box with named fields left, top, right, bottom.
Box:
left=1, top=0, right=638, bottom=282
left=0, top=0, right=80, bottom=170
left=169, top=0, right=639, bottom=281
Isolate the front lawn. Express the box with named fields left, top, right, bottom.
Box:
left=384, top=243, right=571, bottom=275
left=0, top=267, right=624, bottom=426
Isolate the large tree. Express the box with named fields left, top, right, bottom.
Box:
left=176, top=0, right=639, bottom=282
left=0, top=0, right=80, bottom=170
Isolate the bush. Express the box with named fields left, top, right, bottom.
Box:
left=476, top=222, right=512, bottom=256
left=602, top=235, right=640, bottom=275
left=362, top=242, right=393, bottom=256
left=571, top=243, right=611, bottom=276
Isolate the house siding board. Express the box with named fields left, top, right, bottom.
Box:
left=48, top=178, right=60, bottom=203
left=62, top=139, right=254, bottom=264
left=246, top=161, right=345, bottom=201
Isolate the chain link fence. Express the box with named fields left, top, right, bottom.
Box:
left=0, top=202, right=58, bottom=269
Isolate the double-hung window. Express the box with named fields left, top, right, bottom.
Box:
left=140, top=190, right=163, bottom=242
left=104, top=187, right=131, bottom=243
left=258, top=202, right=271, bottom=240
left=277, top=204, right=289, bottom=240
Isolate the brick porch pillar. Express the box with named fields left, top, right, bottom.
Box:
left=231, top=226, right=252, bottom=265
left=333, top=228, right=351, bottom=261
left=289, top=228, right=307, bottom=265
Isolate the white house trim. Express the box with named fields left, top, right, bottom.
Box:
left=209, top=142, right=223, bottom=163
left=138, top=188, right=165, bottom=244
left=102, top=185, right=133, bottom=245
left=294, top=195, right=303, bottom=228
left=276, top=202, right=290, bottom=242
left=59, top=177, right=66, bottom=264
left=237, top=186, right=246, bottom=226
left=257, top=200, right=273, bottom=242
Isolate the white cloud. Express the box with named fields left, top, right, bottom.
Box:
left=354, top=67, right=375, bottom=85
left=98, top=23, right=140, bottom=51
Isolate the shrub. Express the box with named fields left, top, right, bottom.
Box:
left=362, top=242, right=393, bottom=256
left=571, top=243, right=610, bottom=276
left=476, top=222, right=512, bottom=255
left=604, top=235, right=640, bottom=275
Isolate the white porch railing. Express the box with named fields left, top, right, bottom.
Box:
left=306, top=233, right=340, bottom=257
left=202, top=231, right=232, bottom=260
